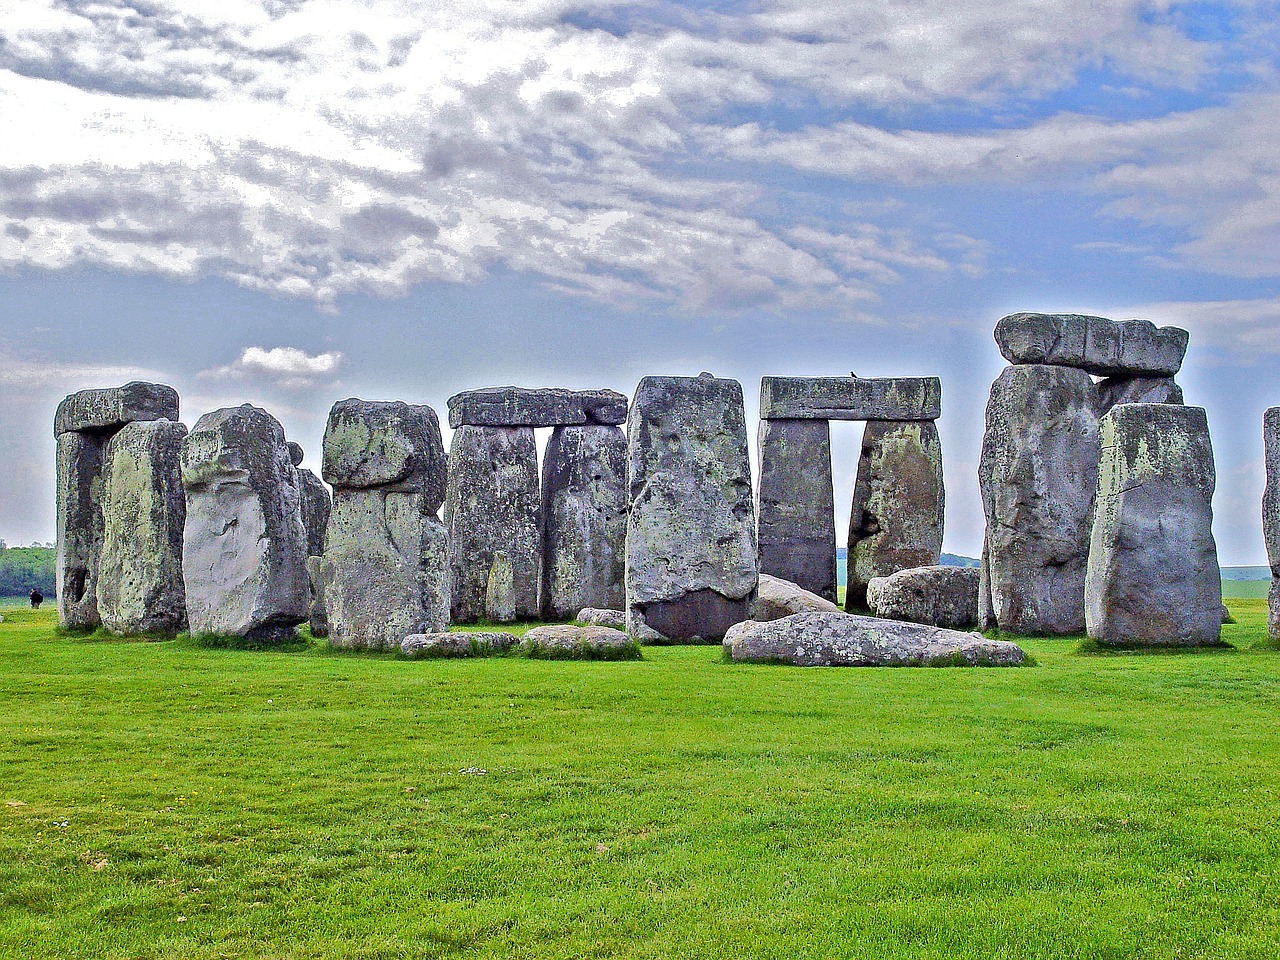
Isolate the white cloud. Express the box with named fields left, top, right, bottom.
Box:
left=200, top=346, right=343, bottom=385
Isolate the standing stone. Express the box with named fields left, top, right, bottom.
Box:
left=757, top=418, right=836, bottom=602
left=55, top=432, right=106, bottom=629
left=626, top=374, right=757, bottom=643
left=320, top=400, right=450, bottom=649
left=321, top=489, right=449, bottom=647
left=485, top=552, right=517, bottom=623
left=297, top=468, right=331, bottom=558
left=540, top=424, right=628, bottom=620
left=97, top=421, right=188, bottom=635
left=980, top=364, right=1100, bottom=635
left=1265, top=408, right=1280, bottom=639
left=180, top=405, right=310, bottom=640
left=446, top=425, right=540, bottom=623
left=1086, top=403, right=1220, bottom=646
left=306, top=555, right=329, bottom=638
left=845, top=420, right=944, bottom=610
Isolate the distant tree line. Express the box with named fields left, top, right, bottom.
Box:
left=0, top=545, right=56, bottom=597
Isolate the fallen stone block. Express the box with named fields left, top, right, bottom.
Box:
left=866, top=565, right=979, bottom=630
left=754, top=574, right=841, bottom=621
left=518, top=624, right=642, bottom=660
left=576, top=608, right=626, bottom=630
left=401, top=631, right=518, bottom=658
left=723, top=612, right=1025, bottom=666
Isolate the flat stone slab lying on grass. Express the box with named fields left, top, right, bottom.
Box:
left=754, top=574, right=840, bottom=621
left=577, top=607, right=626, bottom=630
left=518, top=625, right=641, bottom=660
left=995, top=313, right=1188, bottom=377
left=723, top=612, right=1026, bottom=666
left=400, top=632, right=518, bottom=658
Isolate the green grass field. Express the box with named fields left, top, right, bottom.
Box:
left=3, top=602, right=1280, bottom=958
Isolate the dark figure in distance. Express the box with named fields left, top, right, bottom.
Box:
left=29, top=588, right=42, bottom=609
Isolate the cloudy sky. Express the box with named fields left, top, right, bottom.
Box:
left=2, top=1, right=1279, bottom=563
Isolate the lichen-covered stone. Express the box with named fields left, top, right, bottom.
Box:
left=1095, top=376, right=1184, bottom=416
left=321, top=399, right=446, bottom=508
left=995, top=313, right=1188, bottom=377
left=400, top=631, right=517, bottom=658
left=576, top=608, right=626, bottom=630
left=625, top=374, right=757, bottom=643
left=1265, top=408, right=1280, bottom=639
left=723, top=612, right=1025, bottom=666
left=980, top=364, right=1100, bottom=635
left=518, top=624, right=641, bottom=660
left=866, top=565, right=979, bottom=630
left=297, top=467, right=331, bottom=558
left=54, top=381, right=179, bottom=437
left=180, top=404, right=310, bottom=640
left=55, top=431, right=106, bottom=629
left=1086, top=403, right=1221, bottom=646
left=759, top=376, right=941, bottom=421
left=540, top=424, right=627, bottom=620
left=845, top=420, right=944, bottom=610
left=321, top=489, right=450, bottom=649
left=447, top=386, right=629, bottom=428
left=446, top=425, right=540, bottom=623
left=97, top=420, right=188, bottom=635
left=756, top=418, right=836, bottom=601
left=306, top=556, right=328, bottom=638
left=485, top=552, right=517, bottom=623
left=754, top=574, right=841, bottom=621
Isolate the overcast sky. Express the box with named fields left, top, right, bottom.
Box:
left=2, top=1, right=1279, bottom=563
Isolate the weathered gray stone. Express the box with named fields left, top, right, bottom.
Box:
left=447, top=386, right=628, bottom=428
left=287, top=441, right=305, bottom=466
left=1270, top=580, right=1280, bottom=641
left=180, top=404, right=310, bottom=640
left=576, top=607, right=626, bottom=630
left=446, top=425, right=540, bottom=623
left=55, top=431, right=106, bottom=629
left=977, top=536, right=995, bottom=630
left=980, top=364, right=1100, bottom=635
left=97, top=421, right=188, bottom=635
left=400, top=631, right=517, bottom=658
left=321, top=399, right=446, bottom=508
left=1265, top=408, right=1280, bottom=639
left=297, top=468, right=331, bottom=558
left=1086, top=403, right=1221, bottom=646
left=540, top=424, right=628, bottom=620
left=485, top=552, right=516, bottom=623
left=625, top=374, right=758, bottom=643
left=723, top=612, right=1025, bottom=666
left=866, top=565, right=979, bottom=630
left=845, top=420, right=944, bottom=610
left=519, top=624, right=641, bottom=659
left=995, top=313, right=1189, bottom=377
left=321, top=489, right=450, bottom=649
left=759, top=376, right=941, bottom=421
left=754, top=574, right=841, bottom=621
left=756, top=419, right=836, bottom=601
left=306, top=555, right=328, bottom=638
left=54, top=381, right=179, bottom=437
left=1096, top=376, right=1184, bottom=416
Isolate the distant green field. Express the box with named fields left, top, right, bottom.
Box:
left=1222, top=579, right=1270, bottom=599
left=3, top=601, right=1280, bottom=957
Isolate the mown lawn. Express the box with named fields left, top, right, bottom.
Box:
left=2, top=602, right=1280, bottom=958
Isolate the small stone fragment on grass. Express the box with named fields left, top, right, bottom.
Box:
left=577, top=607, right=627, bottom=630
left=518, top=624, right=642, bottom=660
left=400, top=632, right=517, bottom=658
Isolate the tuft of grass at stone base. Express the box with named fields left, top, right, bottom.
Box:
left=4, top=601, right=1280, bottom=958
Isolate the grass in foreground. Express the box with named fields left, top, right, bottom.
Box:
left=2, top=601, right=1280, bottom=958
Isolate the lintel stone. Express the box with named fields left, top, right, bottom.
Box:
left=759, top=376, right=941, bottom=421
left=448, top=386, right=627, bottom=428
left=54, top=381, right=179, bottom=437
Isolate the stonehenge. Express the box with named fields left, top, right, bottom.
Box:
left=54, top=381, right=181, bottom=630
left=52, top=318, right=1229, bottom=654
left=1086, top=403, right=1220, bottom=646
left=626, top=374, right=757, bottom=642
left=180, top=405, right=310, bottom=640
left=980, top=312, right=1191, bottom=635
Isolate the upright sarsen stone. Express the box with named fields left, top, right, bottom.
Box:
left=540, top=424, right=628, bottom=621
left=1086, top=404, right=1220, bottom=646
left=297, top=468, right=331, bottom=558
left=845, top=420, right=944, bottom=610
left=180, top=405, right=310, bottom=640
left=446, top=425, right=541, bottom=622
left=980, top=364, right=1100, bottom=635
left=1265, top=408, right=1280, bottom=638
left=55, top=432, right=106, bottom=629
left=756, top=418, right=836, bottom=602
left=626, top=374, right=757, bottom=643
left=320, top=400, right=450, bottom=648
left=97, top=420, right=188, bottom=635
